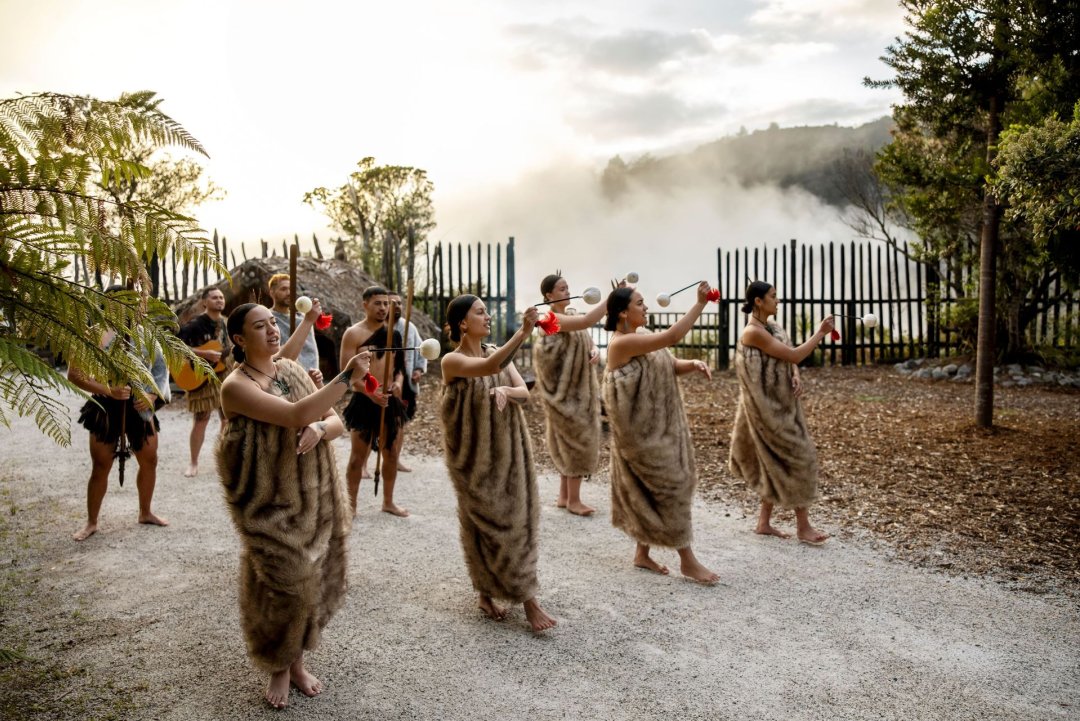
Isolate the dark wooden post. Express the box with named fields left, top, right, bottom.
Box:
left=506, top=236, right=517, bottom=341
left=289, top=244, right=298, bottom=333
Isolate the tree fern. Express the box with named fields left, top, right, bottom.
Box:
left=0, top=91, right=224, bottom=445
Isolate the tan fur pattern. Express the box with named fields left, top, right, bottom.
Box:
left=532, top=329, right=601, bottom=476
left=216, top=359, right=351, bottom=672
left=602, top=349, right=696, bottom=549
left=440, top=350, right=540, bottom=603
left=729, top=322, right=820, bottom=509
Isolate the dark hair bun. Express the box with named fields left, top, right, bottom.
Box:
left=741, top=301, right=753, bottom=314
left=232, top=345, right=246, bottom=363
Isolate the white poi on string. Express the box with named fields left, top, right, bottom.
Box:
left=833, top=311, right=879, bottom=327
left=624, top=271, right=640, bottom=284
left=534, top=286, right=603, bottom=307
left=656, top=280, right=720, bottom=307
left=295, top=295, right=313, bottom=314
left=582, top=287, right=603, bottom=305
left=419, top=337, right=442, bottom=360
left=365, top=337, right=443, bottom=361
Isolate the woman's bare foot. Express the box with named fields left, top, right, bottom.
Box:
left=680, top=558, right=720, bottom=585
left=381, top=503, right=410, bottom=518
left=567, top=501, right=595, bottom=516
left=72, top=523, right=98, bottom=541
left=797, top=527, right=829, bottom=545
left=138, top=512, right=169, bottom=527
left=755, top=523, right=791, bottom=539
left=183, top=463, right=198, bottom=478
left=523, top=598, right=556, bottom=632
left=677, top=547, right=719, bottom=585
left=266, top=668, right=290, bottom=709
left=633, top=544, right=669, bottom=575
left=555, top=497, right=568, bottom=509
left=360, top=467, right=371, bottom=479
left=397, top=462, right=412, bottom=473
left=289, top=659, right=323, bottom=697
left=478, top=594, right=508, bottom=621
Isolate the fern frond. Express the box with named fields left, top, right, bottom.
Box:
left=0, top=90, right=220, bottom=443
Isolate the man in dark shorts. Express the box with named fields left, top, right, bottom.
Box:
left=339, top=286, right=408, bottom=517
left=68, top=296, right=171, bottom=541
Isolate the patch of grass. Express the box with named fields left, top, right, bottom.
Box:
left=0, top=658, right=139, bottom=721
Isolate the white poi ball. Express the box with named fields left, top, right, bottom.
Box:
left=582, top=287, right=602, bottom=305
left=625, top=271, right=639, bottom=284
left=656, top=293, right=671, bottom=308
left=419, top=338, right=442, bottom=361
left=295, top=295, right=313, bottom=314
left=862, top=313, right=879, bottom=328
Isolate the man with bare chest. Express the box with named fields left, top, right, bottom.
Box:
left=339, top=286, right=409, bottom=517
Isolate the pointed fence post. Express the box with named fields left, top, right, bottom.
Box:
left=505, top=236, right=517, bottom=343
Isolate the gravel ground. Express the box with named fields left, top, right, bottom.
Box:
left=0, top=390, right=1077, bottom=721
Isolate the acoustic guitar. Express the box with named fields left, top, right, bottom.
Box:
left=171, top=340, right=226, bottom=392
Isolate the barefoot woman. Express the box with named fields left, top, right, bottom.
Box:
left=216, top=303, right=371, bottom=709
left=532, top=272, right=607, bottom=516
left=729, top=281, right=834, bottom=544
left=603, top=282, right=719, bottom=584
left=440, top=296, right=556, bottom=632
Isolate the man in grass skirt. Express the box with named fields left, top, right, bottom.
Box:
left=179, top=287, right=230, bottom=477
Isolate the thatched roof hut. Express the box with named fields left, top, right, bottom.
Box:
left=174, top=257, right=441, bottom=376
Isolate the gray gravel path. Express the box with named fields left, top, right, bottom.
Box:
left=1, top=395, right=1077, bottom=720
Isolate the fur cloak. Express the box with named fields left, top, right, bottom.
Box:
left=729, top=322, right=819, bottom=509
left=216, top=359, right=351, bottom=672
left=602, top=349, right=696, bottom=549
left=532, top=328, right=601, bottom=477
left=440, top=349, right=540, bottom=603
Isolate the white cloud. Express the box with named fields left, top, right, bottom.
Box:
left=0, top=0, right=904, bottom=251
left=749, top=0, right=904, bottom=35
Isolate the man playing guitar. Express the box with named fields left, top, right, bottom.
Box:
left=178, top=287, right=229, bottom=477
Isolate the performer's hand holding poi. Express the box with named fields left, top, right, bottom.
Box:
left=691, top=359, right=712, bottom=381
left=816, top=315, right=835, bottom=336
left=694, top=280, right=710, bottom=304
left=589, top=346, right=600, bottom=365
left=520, top=306, right=539, bottom=333
left=133, top=392, right=157, bottom=413
left=344, top=349, right=372, bottom=391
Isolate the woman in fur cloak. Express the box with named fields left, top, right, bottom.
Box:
left=440, top=295, right=557, bottom=632
left=603, top=282, right=719, bottom=584
left=532, top=272, right=607, bottom=516
left=728, top=281, right=834, bottom=545
left=217, top=303, right=372, bottom=709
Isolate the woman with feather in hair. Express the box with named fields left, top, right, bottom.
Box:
left=602, top=281, right=719, bottom=584
left=729, top=281, right=833, bottom=545
left=531, top=271, right=607, bottom=516
left=440, top=295, right=556, bottom=632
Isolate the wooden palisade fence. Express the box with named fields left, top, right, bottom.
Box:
left=76, top=233, right=1075, bottom=369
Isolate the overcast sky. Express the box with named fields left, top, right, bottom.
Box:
left=1, top=0, right=906, bottom=306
